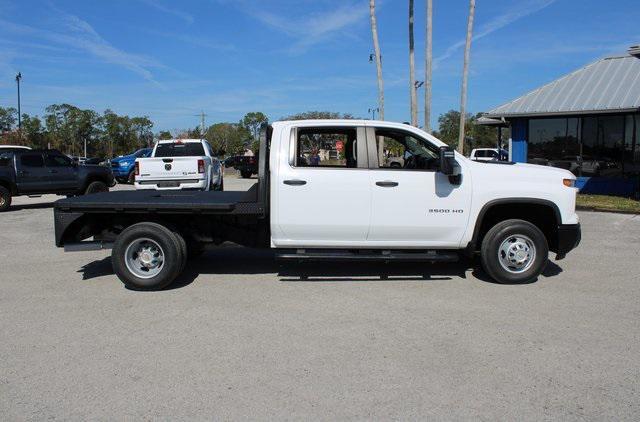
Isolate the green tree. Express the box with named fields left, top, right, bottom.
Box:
left=240, top=112, right=268, bottom=141
left=437, top=110, right=498, bottom=151
left=205, top=123, right=250, bottom=156
left=21, top=114, right=45, bottom=148
left=157, top=130, right=173, bottom=140
left=0, top=107, right=17, bottom=133
left=281, top=111, right=356, bottom=120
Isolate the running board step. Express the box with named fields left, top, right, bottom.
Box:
left=276, top=249, right=459, bottom=263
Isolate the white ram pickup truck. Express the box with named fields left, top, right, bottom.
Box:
left=54, top=120, right=581, bottom=290
left=134, top=139, right=223, bottom=191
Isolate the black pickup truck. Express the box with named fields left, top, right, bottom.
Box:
left=229, top=155, right=259, bottom=178
left=0, top=149, right=115, bottom=212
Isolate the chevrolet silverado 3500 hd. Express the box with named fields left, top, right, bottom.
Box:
left=53, top=120, right=581, bottom=290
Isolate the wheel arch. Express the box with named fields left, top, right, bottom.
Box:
left=469, top=198, right=561, bottom=254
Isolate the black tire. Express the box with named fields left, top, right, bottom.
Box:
left=173, top=230, right=188, bottom=273
left=240, top=171, right=251, bottom=179
left=0, top=186, right=11, bottom=212
left=84, top=181, right=108, bottom=195
left=214, top=177, right=224, bottom=191
left=481, top=219, right=549, bottom=284
left=112, top=222, right=186, bottom=290
left=127, top=170, right=136, bottom=184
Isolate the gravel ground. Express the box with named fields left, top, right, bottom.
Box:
left=1, top=177, right=638, bottom=420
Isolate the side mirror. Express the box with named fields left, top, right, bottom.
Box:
left=439, top=146, right=456, bottom=175
left=439, top=146, right=461, bottom=184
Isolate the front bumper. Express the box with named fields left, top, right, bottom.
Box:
left=555, top=223, right=581, bottom=259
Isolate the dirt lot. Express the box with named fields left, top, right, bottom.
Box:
left=1, top=178, right=639, bottom=420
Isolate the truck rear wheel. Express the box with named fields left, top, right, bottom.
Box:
left=0, top=186, right=11, bottom=212
left=85, top=181, right=108, bottom=195
left=480, top=219, right=549, bottom=284
left=240, top=170, right=251, bottom=179
left=112, top=222, right=186, bottom=290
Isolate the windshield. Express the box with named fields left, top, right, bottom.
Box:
left=155, top=143, right=205, bottom=157
left=134, top=148, right=151, bottom=158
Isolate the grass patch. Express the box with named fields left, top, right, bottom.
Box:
left=577, top=194, right=640, bottom=213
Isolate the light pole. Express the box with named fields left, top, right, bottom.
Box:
left=368, top=107, right=379, bottom=120
left=15, top=72, right=22, bottom=131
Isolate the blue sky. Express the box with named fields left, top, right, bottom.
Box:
left=0, top=0, right=638, bottom=132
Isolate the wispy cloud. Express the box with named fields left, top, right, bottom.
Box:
left=435, top=0, right=558, bottom=64
left=138, top=0, right=194, bottom=24
left=235, top=0, right=369, bottom=53
left=0, top=9, right=163, bottom=85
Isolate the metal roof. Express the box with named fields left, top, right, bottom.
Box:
left=485, top=53, right=640, bottom=118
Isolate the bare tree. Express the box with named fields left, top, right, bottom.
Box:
left=408, top=0, right=417, bottom=126
left=369, top=0, right=385, bottom=163
left=424, top=0, right=433, bottom=132
left=457, top=0, right=475, bottom=154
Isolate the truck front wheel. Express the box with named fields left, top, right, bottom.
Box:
left=112, top=222, right=186, bottom=290
left=240, top=170, right=251, bottom=179
left=0, top=186, right=11, bottom=212
left=480, top=219, right=549, bottom=284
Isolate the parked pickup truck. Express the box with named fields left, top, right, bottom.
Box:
left=134, top=139, right=223, bottom=191
left=110, top=148, right=152, bottom=183
left=53, top=120, right=581, bottom=290
left=0, top=149, right=114, bottom=212
left=230, top=155, right=259, bottom=178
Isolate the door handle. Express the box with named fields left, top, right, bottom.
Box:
left=283, top=179, right=307, bottom=186
left=49, top=170, right=58, bottom=174
left=376, top=181, right=399, bottom=187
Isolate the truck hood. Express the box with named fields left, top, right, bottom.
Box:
left=111, top=154, right=135, bottom=163
left=469, top=160, right=575, bottom=180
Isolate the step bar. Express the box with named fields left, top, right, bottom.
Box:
left=276, top=249, right=459, bottom=263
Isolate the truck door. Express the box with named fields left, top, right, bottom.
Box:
left=16, top=152, right=48, bottom=193
left=44, top=152, right=77, bottom=191
left=365, top=126, right=472, bottom=247
left=273, top=125, right=371, bottom=246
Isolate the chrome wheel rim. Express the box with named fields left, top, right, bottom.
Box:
left=124, top=238, right=164, bottom=279
left=498, top=234, right=536, bottom=274
left=0, top=194, right=5, bottom=207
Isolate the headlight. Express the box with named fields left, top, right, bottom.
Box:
left=119, top=161, right=130, bottom=167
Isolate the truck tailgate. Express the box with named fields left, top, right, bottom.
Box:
left=137, top=157, right=204, bottom=180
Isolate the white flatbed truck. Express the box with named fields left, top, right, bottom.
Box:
left=54, top=120, right=581, bottom=290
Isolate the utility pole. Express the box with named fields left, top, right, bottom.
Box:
left=15, top=72, right=22, bottom=132
left=196, top=111, right=208, bottom=138
left=368, top=107, right=379, bottom=120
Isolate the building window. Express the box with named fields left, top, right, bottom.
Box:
left=527, top=114, right=638, bottom=178
left=528, top=118, right=580, bottom=174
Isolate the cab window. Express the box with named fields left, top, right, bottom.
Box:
left=0, top=152, right=13, bottom=167
left=45, top=154, right=72, bottom=167
left=296, top=128, right=357, bottom=168
left=374, top=128, right=439, bottom=170
left=20, top=153, right=44, bottom=168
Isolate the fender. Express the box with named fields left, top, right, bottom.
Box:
left=467, top=198, right=562, bottom=251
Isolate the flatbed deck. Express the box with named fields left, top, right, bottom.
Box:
left=54, top=186, right=264, bottom=215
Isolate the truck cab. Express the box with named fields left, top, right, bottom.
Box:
left=53, top=120, right=581, bottom=290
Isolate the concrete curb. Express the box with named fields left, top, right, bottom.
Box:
left=576, top=205, right=640, bottom=215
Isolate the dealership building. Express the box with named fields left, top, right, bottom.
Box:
left=483, top=45, right=640, bottom=196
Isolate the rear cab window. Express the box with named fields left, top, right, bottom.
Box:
left=0, top=152, right=14, bottom=167
left=295, top=128, right=359, bottom=168
left=155, top=142, right=205, bottom=157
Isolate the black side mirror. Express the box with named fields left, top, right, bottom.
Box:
left=439, top=146, right=462, bottom=184
left=439, top=146, right=456, bottom=175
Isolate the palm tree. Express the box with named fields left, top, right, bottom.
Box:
left=424, top=0, right=433, bottom=133
left=408, top=0, right=417, bottom=126
left=369, top=0, right=385, bottom=164
left=457, top=0, right=475, bottom=154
